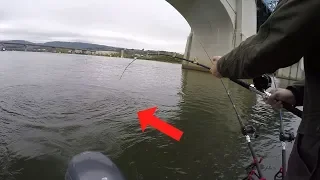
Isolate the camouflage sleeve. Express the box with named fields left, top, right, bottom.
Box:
left=217, top=0, right=319, bottom=79
left=286, top=79, right=305, bottom=106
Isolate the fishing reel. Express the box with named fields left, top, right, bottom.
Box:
left=253, top=74, right=272, bottom=92
left=280, top=131, right=295, bottom=142
left=243, top=125, right=259, bottom=139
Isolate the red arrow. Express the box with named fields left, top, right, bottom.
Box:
left=137, top=107, right=183, bottom=141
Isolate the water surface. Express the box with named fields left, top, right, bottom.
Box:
left=0, top=51, right=301, bottom=180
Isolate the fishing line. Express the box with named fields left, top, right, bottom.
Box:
left=119, top=38, right=301, bottom=180
left=196, top=38, right=247, bottom=129
left=119, top=59, right=137, bottom=80
left=124, top=52, right=302, bottom=180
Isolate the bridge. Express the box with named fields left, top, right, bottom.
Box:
left=0, top=42, right=96, bottom=55
left=166, top=0, right=304, bottom=80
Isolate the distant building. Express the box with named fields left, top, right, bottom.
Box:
left=95, top=50, right=118, bottom=56
left=36, top=48, right=46, bottom=52
left=84, top=50, right=93, bottom=55
left=75, top=50, right=83, bottom=54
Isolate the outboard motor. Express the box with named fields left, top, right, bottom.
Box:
left=65, top=151, right=126, bottom=180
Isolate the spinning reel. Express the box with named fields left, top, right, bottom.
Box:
left=253, top=74, right=272, bottom=92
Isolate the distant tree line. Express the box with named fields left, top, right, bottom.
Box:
left=139, top=54, right=183, bottom=64
left=123, top=51, right=184, bottom=64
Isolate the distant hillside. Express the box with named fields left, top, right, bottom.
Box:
left=1, top=40, right=35, bottom=44
left=0, top=40, right=122, bottom=51
left=41, top=41, right=121, bottom=51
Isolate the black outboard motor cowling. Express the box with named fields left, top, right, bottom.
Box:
left=65, top=151, right=126, bottom=180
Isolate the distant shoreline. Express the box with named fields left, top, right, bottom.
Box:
left=0, top=50, right=182, bottom=64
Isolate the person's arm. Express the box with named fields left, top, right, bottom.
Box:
left=286, top=79, right=304, bottom=106
left=217, top=0, right=320, bottom=79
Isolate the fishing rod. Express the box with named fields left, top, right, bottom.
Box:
left=270, top=77, right=295, bottom=180
left=148, top=52, right=301, bottom=180
left=148, top=53, right=302, bottom=118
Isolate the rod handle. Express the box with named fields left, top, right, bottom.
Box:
left=282, top=102, right=302, bottom=118
left=230, top=78, right=303, bottom=118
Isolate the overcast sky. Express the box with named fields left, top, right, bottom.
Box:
left=0, top=0, right=191, bottom=53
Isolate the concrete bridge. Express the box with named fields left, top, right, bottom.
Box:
left=166, top=0, right=304, bottom=80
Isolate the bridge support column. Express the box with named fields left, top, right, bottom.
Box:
left=182, top=31, right=194, bottom=70
left=180, top=0, right=257, bottom=72
left=235, top=0, right=257, bottom=46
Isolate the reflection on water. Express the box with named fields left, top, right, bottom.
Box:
left=0, top=51, right=300, bottom=180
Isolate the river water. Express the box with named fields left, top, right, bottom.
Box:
left=0, top=51, right=301, bottom=180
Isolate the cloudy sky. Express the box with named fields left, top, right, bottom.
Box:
left=0, top=0, right=191, bottom=53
